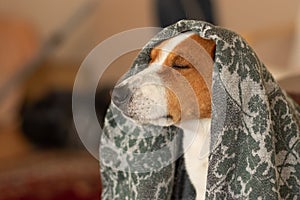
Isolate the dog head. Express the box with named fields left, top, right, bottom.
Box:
left=112, top=32, right=215, bottom=126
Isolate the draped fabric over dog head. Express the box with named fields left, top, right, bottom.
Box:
left=100, top=20, right=300, bottom=199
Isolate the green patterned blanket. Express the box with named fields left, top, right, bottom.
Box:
left=100, top=20, right=300, bottom=199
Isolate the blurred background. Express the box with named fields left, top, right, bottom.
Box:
left=0, top=0, right=299, bottom=199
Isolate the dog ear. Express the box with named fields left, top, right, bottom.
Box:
left=190, top=34, right=216, bottom=60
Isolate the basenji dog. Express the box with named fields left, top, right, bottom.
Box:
left=112, top=32, right=216, bottom=200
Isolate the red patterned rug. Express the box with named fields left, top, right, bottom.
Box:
left=0, top=150, right=101, bottom=200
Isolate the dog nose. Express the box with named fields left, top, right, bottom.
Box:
left=112, top=84, right=130, bottom=107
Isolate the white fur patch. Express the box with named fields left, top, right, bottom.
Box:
left=127, top=82, right=169, bottom=125
left=177, top=118, right=211, bottom=200
left=153, top=32, right=196, bottom=67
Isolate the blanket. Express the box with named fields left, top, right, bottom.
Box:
left=100, top=20, right=300, bottom=199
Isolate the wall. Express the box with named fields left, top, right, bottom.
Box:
left=0, top=0, right=299, bottom=80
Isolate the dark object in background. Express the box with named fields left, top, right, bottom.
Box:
left=155, top=0, right=216, bottom=27
left=21, top=90, right=76, bottom=149
left=95, top=87, right=112, bottom=128
left=20, top=88, right=111, bottom=149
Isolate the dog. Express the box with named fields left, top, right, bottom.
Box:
left=112, top=32, right=216, bottom=200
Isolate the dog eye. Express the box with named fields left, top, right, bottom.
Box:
left=172, top=64, right=190, bottom=69
left=172, top=56, right=190, bottom=69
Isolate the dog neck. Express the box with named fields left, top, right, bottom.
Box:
left=176, top=118, right=211, bottom=200
left=176, top=118, right=211, bottom=159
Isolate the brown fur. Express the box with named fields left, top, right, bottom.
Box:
left=150, top=34, right=216, bottom=123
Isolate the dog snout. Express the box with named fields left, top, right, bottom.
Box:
left=112, top=84, right=131, bottom=108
